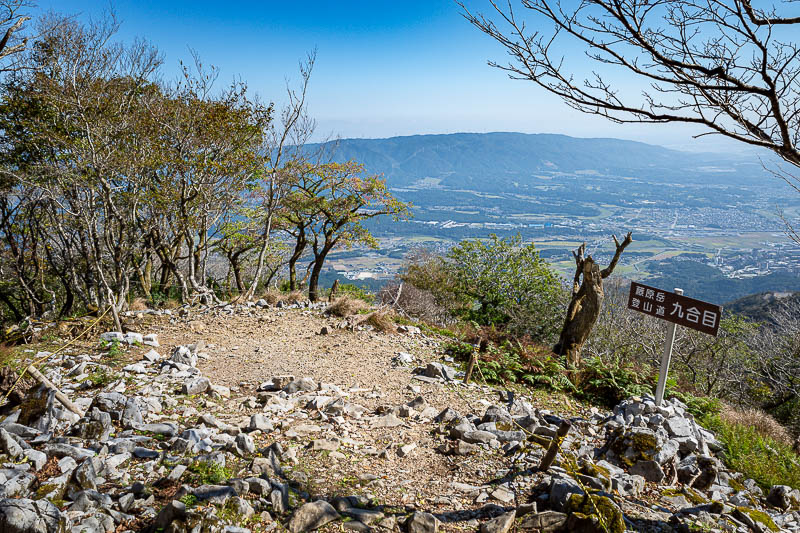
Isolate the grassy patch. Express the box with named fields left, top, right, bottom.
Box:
left=701, top=413, right=800, bottom=490
left=100, top=338, right=125, bottom=358
left=83, top=367, right=115, bottom=388
left=0, top=343, right=22, bottom=370
left=178, top=494, right=198, bottom=508
left=188, top=460, right=231, bottom=485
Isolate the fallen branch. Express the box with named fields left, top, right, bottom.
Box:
left=25, top=365, right=83, bottom=416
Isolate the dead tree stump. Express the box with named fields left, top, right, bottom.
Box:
left=328, top=279, right=340, bottom=303
left=554, top=232, right=632, bottom=368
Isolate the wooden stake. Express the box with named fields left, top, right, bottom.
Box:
left=26, top=365, right=83, bottom=416
left=464, top=353, right=476, bottom=384
left=538, top=419, right=572, bottom=472
left=463, top=339, right=487, bottom=384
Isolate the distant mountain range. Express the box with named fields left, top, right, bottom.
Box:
left=310, top=132, right=775, bottom=190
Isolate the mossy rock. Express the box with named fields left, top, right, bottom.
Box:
left=609, top=427, right=659, bottom=465
left=581, top=462, right=611, bottom=481
left=727, top=477, right=746, bottom=492
left=566, top=494, right=625, bottom=533
left=628, top=431, right=658, bottom=453
left=735, top=507, right=779, bottom=532
left=17, top=385, right=51, bottom=426
left=661, top=487, right=709, bottom=506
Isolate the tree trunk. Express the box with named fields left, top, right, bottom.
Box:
left=231, top=253, right=244, bottom=293
left=308, top=241, right=335, bottom=302
left=142, top=255, right=153, bottom=299
left=554, top=232, right=632, bottom=368
left=328, top=279, right=340, bottom=303
left=288, top=230, right=307, bottom=291
left=241, top=214, right=273, bottom=302
left=308, top=259, right=324, bottom=302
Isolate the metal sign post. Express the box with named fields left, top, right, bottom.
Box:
left=655, top=288, right=682, bottom=406
left=626, top=282, right=722, bottom=407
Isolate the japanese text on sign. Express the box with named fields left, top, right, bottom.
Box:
left=627, top=282, right=723, bottom=336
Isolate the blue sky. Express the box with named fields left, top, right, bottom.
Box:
left=32, top=1, right=730, bottom=150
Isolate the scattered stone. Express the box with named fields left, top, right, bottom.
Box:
left=312, top=439, right=340, bottom=452
left=170, top=346, right=197, bottom=367
left=630, top=460, right=665, bottom=483
left=372, top=414, right=403, bottom=428
left=767, top=485, right=800, bottom=511
left=397, top=443, right=417, bottom=457
left=192, top=484, right=237, bottom=505
left=182, top=377, right=211, bottom=395
left=518, top=511, right=567, bottom=531
left=481, top=510, right=515, bottom=533
left=413, top=362, right=456, bottom=381
left=0, top=498, right=63, bottom=533
left=405, top=511, right=439, bottom=533
left=0, top=428, right=23, bottom=459
left=249, top=414, right=274, bottom=432
left=288, top=500, right=339, bottom=532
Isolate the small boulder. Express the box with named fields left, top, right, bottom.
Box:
left=406, top=512, right=439, bottom=533
left=170, top=345, right=197, bottom=367
left=767, top=485, right=800, bottom=511
left=630, top=460, right=665, bottom=483
left=0, top=428, right=23, bottom=459
left=182, top=377, right=210, bottom=395
left=0, top=498, right=64, bottom=533
left=288, top=500, right=339, bottom=532
left=481, top=510, right=515, bottom=533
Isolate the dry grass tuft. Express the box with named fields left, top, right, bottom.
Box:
left=328, top=296, right=369, bottom=317
left=261, top=291, right=282, bottom=305
left=720, top=404, right=793, bottom=445
left=283, top=290, right=305, bottom=304
left=259, top=290, right=305, bottom=305
left=379, top=281, right=452, bottom=326
left=130, top=297, right=149, bottom=311
left=365, top=310, right=397, bottom=333
left=162, top=298, right=180, bottom=310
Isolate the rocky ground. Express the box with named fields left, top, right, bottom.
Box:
left=0, top=299, right=799, bottom=533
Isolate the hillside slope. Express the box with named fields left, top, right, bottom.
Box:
left=309, top=132, right=774, bottom=190
left=726, top=291, right=800, bottom=322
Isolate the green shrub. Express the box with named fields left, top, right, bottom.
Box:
left=335, top=283, right=373, bottom=303
left=99, top=338, right=124, bottom=358
left=575, top=356, right=652, bottom=407
left=700, top=413, right=800, bottom=490
left=669, top=390, right=723, bottom=420
left=444, top=339, right=575, bottom=392
left=403, top=234, right=565, bottom=342
left=83, top=367, right=114, bottom=388
left=179, top=494, right=198, bottom=508
left=188, top=460, right=231, bottom=484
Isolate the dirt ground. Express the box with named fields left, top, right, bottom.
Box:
left=138, top=306, right=584, bottom=528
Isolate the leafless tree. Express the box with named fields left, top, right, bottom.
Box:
left=748, top=298, right=800, bottom=421
left=239, top=51, right=317, bottom=302
left=0, top=1, right=32, bottom=71
left=462, top=0, right=800, bottom=213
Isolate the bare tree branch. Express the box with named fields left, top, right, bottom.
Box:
left=461, top=0, right=800, bottom=166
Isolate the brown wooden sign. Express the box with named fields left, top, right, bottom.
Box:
left=627, top=281, right=723, bottom=336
